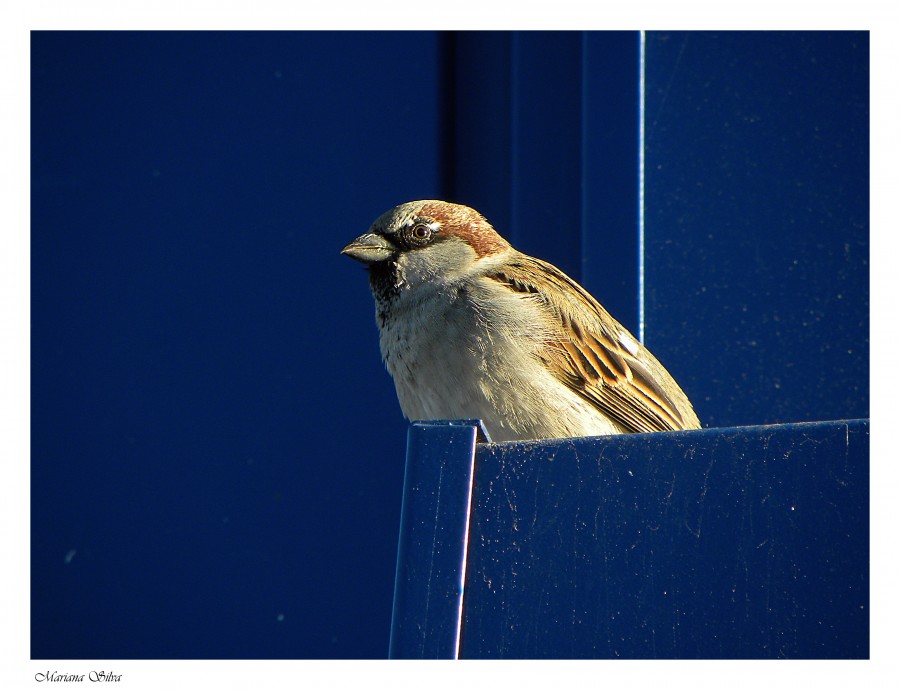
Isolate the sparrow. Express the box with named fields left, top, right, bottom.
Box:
left=342, top=200, right=700, bottom=442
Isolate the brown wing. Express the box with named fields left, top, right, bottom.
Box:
left=487, top=255, right=699, bottom=433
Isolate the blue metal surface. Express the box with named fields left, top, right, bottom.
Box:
left=390, top=419, right=869, bottom=659
left=509, top=32, right=583, bottom=283
left=581, top=32, right=642, bottom=335
left=389, top=420, right=489, bottom=659
left=643, top=31, right=869, bottom=428
left=441, top=31, right=514, bottom=231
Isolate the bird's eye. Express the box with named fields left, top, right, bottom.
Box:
left=407, top=224, right=434, bottom=245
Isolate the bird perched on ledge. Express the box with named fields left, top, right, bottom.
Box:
left=342, top=200, right=700, bottom=443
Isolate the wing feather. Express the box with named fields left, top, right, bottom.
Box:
left=487, top=255, right=700, bottom=433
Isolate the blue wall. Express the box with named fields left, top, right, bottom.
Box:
left=644, top=32, right=869, bottom=428
left=31, top=30, right=439, bottom=659
left=31, top=31, right=868, bottom=659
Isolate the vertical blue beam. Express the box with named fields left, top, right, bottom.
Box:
left=389, top=420, right=489, bottom=659
left=508, top=31, right=582, bottom=281
left=440, top=31, right=513, bottom=232
left=581, top=31, right=642, bottom=337
left=443, top=31, right=641, bottom=335
left=637, top=31, right=646, bottom=341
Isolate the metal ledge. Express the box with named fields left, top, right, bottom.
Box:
left=390, top=419, right=869, bottom=659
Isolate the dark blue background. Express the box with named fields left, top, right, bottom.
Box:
left=31, top=31, right=868, bottom=659
left=31, top=31, right=434, bottom=659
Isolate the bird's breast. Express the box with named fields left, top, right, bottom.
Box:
left=376, top=286, right=488, bottom=417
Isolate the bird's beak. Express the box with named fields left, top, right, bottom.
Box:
left=341, top=233, right=397, bottom=265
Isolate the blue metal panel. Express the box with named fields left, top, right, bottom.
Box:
left=643, top=31, right=869, bottom=428
left=441, top=31, right=513, bottom=230
left=581, top=32, right=641, bottom=334
left=389, top=420, right=490, bottom=659
left=390, top=420, right=869, bottom=659
left=508, top=32, right=583, bottom=281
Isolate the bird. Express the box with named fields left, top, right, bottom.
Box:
left=341, top=200, right=700, bottom=442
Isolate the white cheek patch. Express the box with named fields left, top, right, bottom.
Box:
left=618, top=331, right=641, bottom=357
